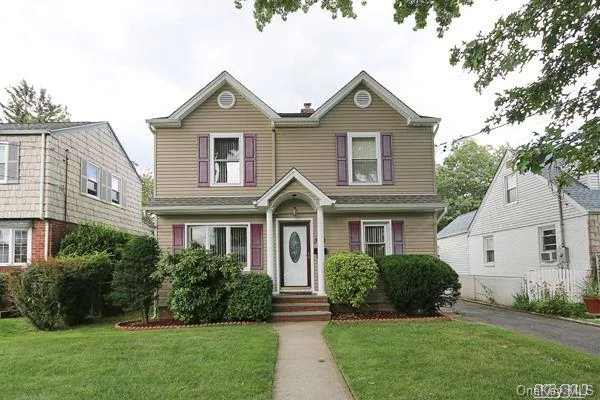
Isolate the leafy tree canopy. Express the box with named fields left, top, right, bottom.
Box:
left=0, top=79, right=70, bottom=123
left=436, top=139, right=504, bottom=230
left=236, top=0, right=600, bottom=177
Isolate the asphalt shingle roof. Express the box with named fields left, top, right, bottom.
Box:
left=541, top=164, right=600, bottom=212
left=437, top=210, right=477, bottom=239
left=334, top=195, right=444, bottom=204
left=0, top=122, right=98, bottom=131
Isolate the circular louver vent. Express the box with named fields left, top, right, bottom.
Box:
left=354, top=90, right=372, bottom=108
left=217, top=91, right=236, bottom=109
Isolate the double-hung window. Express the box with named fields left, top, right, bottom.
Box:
left=0, top=143, right=8, bottom=183
left=211, top=134, right=243, bottom=185
left=483, top=235, right=495, bottom=265
left=539, top=226, right=557, bottom=262
left=348, top=133, right=380, bottom=184
left=0, top=228, right=30, bottom=265
left=505, top=173, right=517, bottom=204
left=187, top=224, right=249, bottom=268
left=362, top=221, right=390, bottom=258
left=87, top=162, right=100, bottom=197
left=111, top=175, right=122, bottom=205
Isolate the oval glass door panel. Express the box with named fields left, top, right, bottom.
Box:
left=289, top=232, right=301, bottom=263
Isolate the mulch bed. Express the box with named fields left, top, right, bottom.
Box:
left=331, top=311, right=452, bottom=323
left=115, top=319, right=263, bottom=331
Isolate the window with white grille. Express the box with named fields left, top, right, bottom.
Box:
left=348, top=133, right=381, bottom=184
left=0, top=228, right=30, bottom=265
left=187, top=224, right=249, bottom=268
left=362, top=222, right=389, bottom=258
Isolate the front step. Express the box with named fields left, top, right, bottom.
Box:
left=273, top=302, right=331, bottom=313
left=271, top=311, right=332, bottom=322
left=273, top=294, right=329, bottom=304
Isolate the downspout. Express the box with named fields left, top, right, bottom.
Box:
left=271, top=126, right=276, bottom=184
left=39, top=132, right=47, bottom=218
left=557, top=186, right=568, bottom=268
left=63, top=149, right=69, bottom=222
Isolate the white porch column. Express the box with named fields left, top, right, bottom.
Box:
left=317, top=206, right=325, bottom=295
left=266, top=207, right=275, bottom=293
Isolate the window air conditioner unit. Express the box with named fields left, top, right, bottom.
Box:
left=541, top=250, right=557, bottom=262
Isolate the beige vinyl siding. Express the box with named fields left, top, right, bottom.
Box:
left=276, top=85, right=435, bottom=195
left=154, top=84, right=273, bottom=197
left=0, top=134, right=42, bottom=219
left=44, top=124, right=147, bottom=235
left=470, top=156, right=587, bottom=236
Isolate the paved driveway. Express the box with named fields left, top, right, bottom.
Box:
left=446, top=300, right=600, bottom=356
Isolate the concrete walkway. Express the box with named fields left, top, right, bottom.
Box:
left=272, top=321, right=353, bottom=400
left=447, top=300, right=600, bottom=355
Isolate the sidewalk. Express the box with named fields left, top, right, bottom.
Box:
left=272, top=321, right=353, bottom=400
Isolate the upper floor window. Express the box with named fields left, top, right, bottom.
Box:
left=0, top=142, right=19, bottom=184
left=539, top=226, right=557, bottom=263
left=362, top=221, right=390, bottom=258
left=348, top=133, right=380, bottom=185
left=111, top=175, right=122, bottom=205
left=87, top=162, right=100, bottom=197
left=211, top=134, right=243, bottom=185
left=505, top=173, right=517, bottom=204
left=483, top=235, right=495, bottom=265
left=0, top=228, right=29, bottom=265
left=187, top=224, right=249, bottom=268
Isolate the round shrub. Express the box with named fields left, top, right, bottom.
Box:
left=58, top=223, right=131, bottom=261
left=326, top=252, right=378, bottom=309
left=378, top=255, right=461, bottom=315
left=225, top=273, right=273, bottom=322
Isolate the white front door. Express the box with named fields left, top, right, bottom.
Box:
left=280, top=222, right=310, bottom=287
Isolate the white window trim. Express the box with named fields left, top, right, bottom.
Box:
left=483, top=235, right=495, bottom=267
left=209, top=133, right=244, bottom=187
left=0, top=228, right=32, bottom=267
left=86, top=161, right=101, bottom=199
left=0, top=142, right=9, bottom=184
left=184, top=222, right=251, bottom=271
left=539, top=225, right=558, bottom=264
left=505, top=173, right=518, bottom=205
left=110, top=173, right=123, bottom=207
left=360, top=220, right=392, bottom=256
left=348, top=132, right=382, bottom=186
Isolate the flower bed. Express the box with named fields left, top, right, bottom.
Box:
left=115, top=319, right=263, bottom=331
left=331, top=311, right=451, bottom=323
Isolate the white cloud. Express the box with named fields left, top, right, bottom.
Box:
left=0, top=0, right=537, bottom=170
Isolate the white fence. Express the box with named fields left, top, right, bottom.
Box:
left=525, top=268, right=590, bottom=302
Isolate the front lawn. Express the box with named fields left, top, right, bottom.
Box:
left=0, top=318, right=277, bottom=400
left=324, top=321, right=600, bottom=400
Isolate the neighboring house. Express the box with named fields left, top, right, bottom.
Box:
left=438, top=152, right=600, bottom=305
left=0, top=122, right=147, bottom=270
left=146, top=71, right=444, bottom=314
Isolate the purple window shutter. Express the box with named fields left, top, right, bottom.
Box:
left=349, top=221, right=361, bottom=252
left=381, top=133, right=393, bottom=185
left=250, top=224, right=263, bottom=270
left=197, top=135, right=210, bottom=186
left=336, top=133, right=348, bottom=185
left=244, top=134, right=257, bottom=187
left=392, top=221, right=404, bottom=254
left=172, top=225, right=185, bottom=254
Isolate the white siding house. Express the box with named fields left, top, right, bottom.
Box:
left=438, top=152, right=599, bottom=305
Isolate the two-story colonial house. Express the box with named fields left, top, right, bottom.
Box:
left=146, top=71, right=444, bottom=318
left=0, top=121, right=147, bottom=270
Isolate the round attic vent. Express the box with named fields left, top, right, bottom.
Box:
left=354, top=90, right=372, bottom=108
left=217, top=91, right=236, bottom=109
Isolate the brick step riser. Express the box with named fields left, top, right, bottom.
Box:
left=271, top=314, right=331, bottom=322
left=273, top=296, right=329, bottom=304
left=273, top=304, right=331, bottom=312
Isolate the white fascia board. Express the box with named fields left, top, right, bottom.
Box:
left=272, top=118, right=320, bottom=128
left=254, top=168, right=335, bottom=207
left=407, top=117, right=442, bottom=126
left=330, top=203, right=446, bottom=212
left=144, top=205, right=261, bottom=215
left=310, top=71, right=425, bottom=123
left=145, top=118, right=182, bottom=128
left=170, top=71, right=280, bottom=122
left=0, top=130, right=47, bottom=135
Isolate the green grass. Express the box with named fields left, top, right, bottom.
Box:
left=324, top=320, right=600, bottom=400
left=0, top=318, right=278, bottom=400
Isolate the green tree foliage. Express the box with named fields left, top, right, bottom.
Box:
left=237, top=0, right=600, bottom=177
left=224, top=273, right=273, bottom=322
left=0, top=79, right=70, bottom=123
left=141, top=171, right=154, bottom=207
left=58, top=223, right=131, bottom=261
left=109, top=236, right=161, bottom=324
left=436, top=139, right=504, bottom=230
left=325, top=252, right=378, bottom=309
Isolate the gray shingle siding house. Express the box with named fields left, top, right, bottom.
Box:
left=0, top=122, right=147, bottom=269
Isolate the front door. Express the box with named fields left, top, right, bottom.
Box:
left=279, top=221, right=311, bottom=287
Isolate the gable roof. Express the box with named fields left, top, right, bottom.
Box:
left=147, top=71, right=440, bottom=130
left=437, top=210, right=477, bottom=239
left=254, top=168, right=335, bottom=208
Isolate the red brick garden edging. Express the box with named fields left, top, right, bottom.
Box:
left=115, top=319, right=263, bottom=331
left=330, top=314, right=452, bottom=324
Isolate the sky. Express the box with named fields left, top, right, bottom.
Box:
left=0, top=0, right=546, bottom=172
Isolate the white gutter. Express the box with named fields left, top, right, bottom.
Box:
left=330, top=203, right=447, bottom=212
left=39, top=132, right=47, bottom=218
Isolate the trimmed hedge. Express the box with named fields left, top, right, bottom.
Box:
left=378, top=255, right=460, bottom=315
left=58, top=223, right=131, bottom=261
left=225, top=273, right=273, bottom=322
left=326, top=252, right=379, bottom=309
